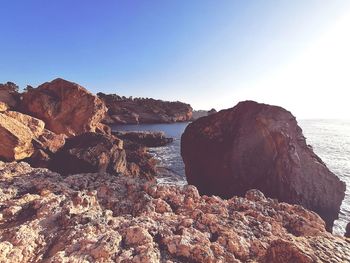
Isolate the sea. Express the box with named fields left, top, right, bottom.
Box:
left=112, top=119, right=350, bottom=235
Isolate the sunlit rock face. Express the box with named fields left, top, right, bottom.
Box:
left=0, top=161, right=349, bottom=263
left=21, top=78, right=107, bottom=137
left=181, top=100, right=345, bottom=231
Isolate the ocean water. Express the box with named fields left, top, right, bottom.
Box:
left=112, top=120, right=350, bottom=235
left=299, top=119, right=350, bottom=235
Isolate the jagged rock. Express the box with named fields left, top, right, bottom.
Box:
left=0, top=82, right=20, bottom=109
left=0, top=161, right=349, bottom=262
left=50, top=132, right=126, bottom=175
left=113, top=131, right=173, bottom=147
left=181, top=101, right=345, bottom=231
left=21, top=78, right=107, bottom=137
left=98, top=92, right=192, bottom=124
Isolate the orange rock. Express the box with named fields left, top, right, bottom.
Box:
left=21, top=78, right=107, bottom=137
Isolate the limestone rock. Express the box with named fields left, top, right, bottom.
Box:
left=181, top=100, right=345, bottom=231
left=0, top=161, right=349, bottom=262
left=21, top=78, right=107, bottom=137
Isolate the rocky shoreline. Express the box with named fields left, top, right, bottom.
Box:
left=0, top=78, right=349, bottom=262
left=98, top=93, right=193, bottom=125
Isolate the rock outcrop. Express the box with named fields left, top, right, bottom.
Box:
left=50, top=132, right=126, bottom=175
left=98, top=93, right=192, bottom=124
left=113, top=131, right=173, bottom=147
left=181, top=101, right=345, bottom=231
left=0, top=82, right=20, bottom=109
left=21, top=78, right=107, bottom=137
left=0, top=161, right=349, bottom=263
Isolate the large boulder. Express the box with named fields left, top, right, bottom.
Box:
left=50, top=132, right=126, bottom=175
left=21, top=78, right=107, bottom=137
left=181, top=101, right=346, bottom=231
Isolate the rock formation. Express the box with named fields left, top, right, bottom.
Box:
left=50, top=132, right=126, bottom=175
left=181, top=100, right=345, bottom=231
left=21, top=78, right=107, bottom=137
left=0, top=161, right=349, bottom=263
left=113, top=131, right=173, bottom=147
left=98, top=92, right=193, bottom=124
left=0, top=82, right=20, bottom=109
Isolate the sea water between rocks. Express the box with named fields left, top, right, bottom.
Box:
left=111, top=119, right=350, bottom=235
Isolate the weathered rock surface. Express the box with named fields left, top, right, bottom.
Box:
left=181, top=101, right=346, bottom=231
left=113, top=131, right=173, bottom=147
left=21, top=78, right=107, bottom=137
left=50, top=132, right=126, bottom=175
left=0, top=161, right=349, bottom=263
left=0, top=82, right=20, bottom=109
left=98, top=93, right=192, bottom=124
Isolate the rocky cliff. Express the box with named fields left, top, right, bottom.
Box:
left=181, top=101, right=346, bottom=231
left=0, top=161, right=349, bottom=263
left=98, top=93, right=193, bottom=124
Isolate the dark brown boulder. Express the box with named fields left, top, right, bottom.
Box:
left=181, top=100, right=345, bottom=231
left=21, top=78, right=107, bottom=137
left=50, top=132, right=126, bottom=175
left=345, top=223, right=350, bottom=238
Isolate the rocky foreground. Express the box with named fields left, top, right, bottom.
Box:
left=0, top=161, right=349, bottom=263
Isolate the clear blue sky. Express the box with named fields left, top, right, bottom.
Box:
left=1, top=1, right=349, bottom=118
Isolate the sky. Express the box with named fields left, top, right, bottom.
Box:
left=1, top=0, right=350, bottom=119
